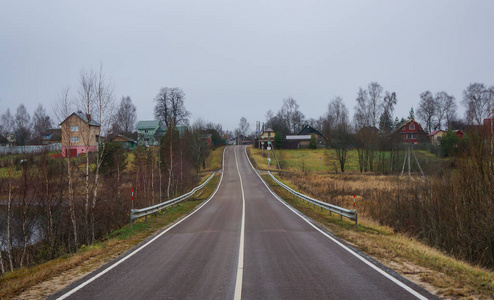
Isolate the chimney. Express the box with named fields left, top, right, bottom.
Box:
left=87, top=114, right=91, bottom=122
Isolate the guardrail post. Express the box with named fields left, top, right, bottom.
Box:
left=130, top=211, right=133, bottom=230
left=355, top=214, right=358, bottom=228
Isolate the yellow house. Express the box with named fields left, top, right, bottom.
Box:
left=260, top=128, right=275, bottom=140
left=61, top=112, right=101, bottom=157
left=428, top=130, right=446, bottom=146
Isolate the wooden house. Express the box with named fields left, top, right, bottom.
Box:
left=394, top=119, right=426, bottom=144
left=110, top=135, right=136, bottom=149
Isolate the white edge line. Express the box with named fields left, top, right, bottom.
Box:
left=233, top=146, right=246, bottom=300
left=57, top=146, right=229, bottom=300
left=243, top=146, right=428, bottom=300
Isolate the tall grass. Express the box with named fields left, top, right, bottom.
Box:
left=369, top=135, right=494, bottom=268
left=282, top=132, right=494, bottom=269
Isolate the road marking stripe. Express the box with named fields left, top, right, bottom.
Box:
left=233, top=146, right=246, bottom=300
left=56, top=147, right=229, bottom=300
left=243, top=146, right=428, bottom=300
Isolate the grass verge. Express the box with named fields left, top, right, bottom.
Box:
left=261, top=173, right=494, bottom=299
left=0, top=173, right=221, bottom=299
left=202, top=146, right=226, bottom=172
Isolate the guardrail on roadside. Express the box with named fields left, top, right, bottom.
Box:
left=267, top=171, right=358, bottom=227
left=130, top=172, right=216, bottom=229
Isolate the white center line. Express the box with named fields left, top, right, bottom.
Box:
left=233, top=146, right=246, bottom=300
left=56, top=147, right=228, bottom=300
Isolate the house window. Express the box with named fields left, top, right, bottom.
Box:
left=71, top=137, right=79, bottom=143
left=145, top=129, right=148, bottom=133
left=71, top=126, right=79, bottom=132
left=268, top=132, right=271, bottom=137
left=412, top=133, right=417, bottom=139
left=409, top=124, right=415, bottom=130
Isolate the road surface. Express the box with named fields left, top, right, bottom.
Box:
left=52, top=146, right=434, bottom=299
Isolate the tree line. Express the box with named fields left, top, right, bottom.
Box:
left=253, top=81, right=493, bottom=172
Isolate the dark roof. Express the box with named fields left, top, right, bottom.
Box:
left=74, top=112, right=100, bottom=126
left=297, top=125, right=326, bottom=139
left=111, top=135, right=136, bottom=142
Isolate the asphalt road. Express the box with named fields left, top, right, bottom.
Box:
left=53, top=146, right=435, bottom=300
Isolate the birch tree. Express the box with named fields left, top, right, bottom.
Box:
left=32, top=104, right=52, bottom=138
left=91, top=65, right=115, bottom=244
left=76, top=68, right=96, bottom=244
left=462, top=83, right=493, bottom=125
left=55, top=87, right=78, bottom=248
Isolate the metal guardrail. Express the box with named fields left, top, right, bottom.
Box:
left=130, top=172, right=216, bottom=229
left=268, top=171, right=358, bottom=227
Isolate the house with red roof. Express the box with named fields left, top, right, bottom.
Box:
left=429, top=130, right=446, bottom=146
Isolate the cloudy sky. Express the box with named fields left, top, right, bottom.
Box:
left=1, top=1, right=493, bottom=132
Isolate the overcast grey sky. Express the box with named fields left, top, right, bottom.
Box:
left=1, top=1, right=493, bottom=132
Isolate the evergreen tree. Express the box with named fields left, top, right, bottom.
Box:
left=408, top=107, right=415, bottom=119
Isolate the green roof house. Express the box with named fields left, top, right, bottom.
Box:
left=137, top=120, right=161, bottom=146
left=137, top=120, right=189, bottom=146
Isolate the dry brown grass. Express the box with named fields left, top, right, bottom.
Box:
left=263, top=173, right=494, bottom=299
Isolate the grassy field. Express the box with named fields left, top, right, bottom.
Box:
left=248, top=145, right=445, bottom=174
left=0, top=171, right=221, bottom=299
left=202, top=146, right=225, bottom=172
left=249, top=146, right=360, bottom=172
left=262, top=173, right=494, bottom=298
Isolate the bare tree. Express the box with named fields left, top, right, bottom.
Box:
left=32, top=104, right=52, bottom=138
left=76, top=68, right=97, bottom=244
left=462, top=83, right=492, bottom=125
left=417, top=91, right=436, bottom=133
left=112, top=96, right=137, bottom=136
left=379, top=91, right=397, bottom=133
left=434, top=91, right=456, bottom=130
left=53, top=86, right=73, bottom=125
left=54, top=87, right=78, bottom=248
left=368, top=82, right=384, bottom=127
left=238, top=117, right=250, bottom=136
left=154, top=87, right=190, bottom=127
left=280, top=97, right=305, bottom=133
left=330, top=118, right=352, bottom=172
left=91, top=64, right=115, bottom=244
left=327, top=96, right=349, bottom=126
left=323, top=96, right=348, bottom=140
left=1, top=108, right=15, bottom=136
left=353, top=87, right=370, bottom=130
left=14, top=104, right=32, bottom=145
left=6, top=164, right=14, bottom=271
